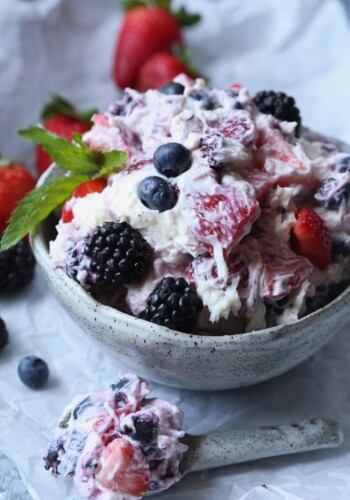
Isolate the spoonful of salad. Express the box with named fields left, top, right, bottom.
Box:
left=44, top=373, right=343, bottom=499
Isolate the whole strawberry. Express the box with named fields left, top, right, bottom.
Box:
left=291, top=206, right=332, bottom=269
left=36, top=96, right=97, bottom=177
left=136, top=52, right=193, bottom=92
left=113, top=0, right=200, bottom=89
left=0, top=159, right=36, bottom=235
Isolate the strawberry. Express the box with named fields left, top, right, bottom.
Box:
left=244, top=168, right=273, bottom=204
left=97, top=438, right=150, bottom=497
left=36, top=96, right=96, bottom=177
left=61, top=178, right=108, bottom=223
left=136, top=52, right=193, bottom=92
left=187, top=184, right=260, bottom=258
left=113, top=1, right=200, bottom=89
left=291, top=206, right=331, bottom=269
left=0, top=159, right=36, bottom=235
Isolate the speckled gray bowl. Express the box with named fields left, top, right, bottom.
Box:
left=31, top=144, right=350, bottom=391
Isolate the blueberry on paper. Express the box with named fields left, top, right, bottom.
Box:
left=160, top=82, right=185, bottom=95
left=154, top=143, right=192, bottom=177
left=137, top=176, right=176, bottom=212
left=18, top=355, right=49, bottom=389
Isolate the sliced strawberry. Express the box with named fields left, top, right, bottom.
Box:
left=291, top=206, right=331, bottom=269
left=114, top=6, right=183, bottom=89
left=0, top=160, right=36, bottom=234
left=187, top=184, right=259, bottom=258
left=61, top=178, right=107, bottom=223
left=210, top=113, right=257, bottom=152
left=260, top=244, right=315, bottom=299
left=136, top=52, right=193, bottom=92
left=244, top=168, right=273, bottom=204
left=97, top=438, right=150, bottom=497
left=255, top=115, right=316, bottom=192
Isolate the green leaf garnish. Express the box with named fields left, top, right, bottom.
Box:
left=41, top=95, right=97, bottom=124
left=19, top=127, right=127, bottom=176
left=94, top=150, right=128, bottom=178
left=121, top=0, right=148, bottom=11
left=154, top=0, right=171, bottom=10
left=0, top=175, right=89, bottom=251
left=0, top=127, right=128, bottom=250
left=19, top=126, right=99, bottom=174
left=0, top=158, right=12, bottom=167
left=120, top=0, right=201, bottom=27
left=174, top=6, right=201, bottom=27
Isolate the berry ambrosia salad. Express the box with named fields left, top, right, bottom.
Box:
left=5, top=76, right=350, bottom=334
left=44, top=373, right=187, bottom=499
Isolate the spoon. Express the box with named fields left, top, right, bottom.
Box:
left=148, top=418, right=343, bottom=495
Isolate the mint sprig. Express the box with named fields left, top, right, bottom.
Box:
left=19, top=126, right=127, bottom=175
left=41, top=95, right=97, bottom=124
left=0, top=127, right=128, bottom=251
left=0, top=176, right=89, bottom=251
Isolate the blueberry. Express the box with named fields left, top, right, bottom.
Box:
left=111, top=377, right=129, bottom=392
left=233, top=102, right=244, bottom=110
left=72, top=396, right=92, bottom=419
left=189, top=90, right=215, bottom=110
left=133, top=415, right=157, bottom=444
left=317, top=178, right=350, bottom=209
left=154, top=142, right=192, bottom=178
left=18, top=355, right=49, bottom=389
left=337, top=156, right=350, bottom=173
left=160, top=82, right=185, bottom=95
left=0, top=318, right=8, bottom=352
left=137, top=176, right=176, bottom=212
left=331, top=239, right=350, bottom=261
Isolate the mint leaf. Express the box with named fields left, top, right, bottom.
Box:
left=19, top=126, right=100, bottom=175
left=174, top=6, right=201, bottom=27
left=0, top=175, right=89, bottom=251
left=41, top=95, right=97, bottom=124
left=94, top=150, right=128, bottom=178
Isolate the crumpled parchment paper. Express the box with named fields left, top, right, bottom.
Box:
left=0, top=0, right=350, bottom=499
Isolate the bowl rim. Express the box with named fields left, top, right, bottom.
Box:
left=31, top=136, right=350, bottom=348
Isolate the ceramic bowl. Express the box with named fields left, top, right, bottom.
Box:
left=31, top=142, right=350, bottom=391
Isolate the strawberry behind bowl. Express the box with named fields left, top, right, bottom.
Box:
left=36, top=96, right=96, bottom=177
left=113, top=0, right=201, bottom=90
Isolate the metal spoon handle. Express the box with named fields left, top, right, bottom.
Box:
left=181, top=418, right=343, bottom=474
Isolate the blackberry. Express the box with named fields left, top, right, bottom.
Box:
left=0, top=317, right=9, bottom=352
left=140, top=277, right=203, bottom=332
left=253, top=91, right=301, bottom=134
left=0, top=240, right=35, bottom=293
left=83, top=221, right=152, bottom=287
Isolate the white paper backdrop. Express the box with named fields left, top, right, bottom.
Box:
left=0, top=1, right=350, bottom=499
